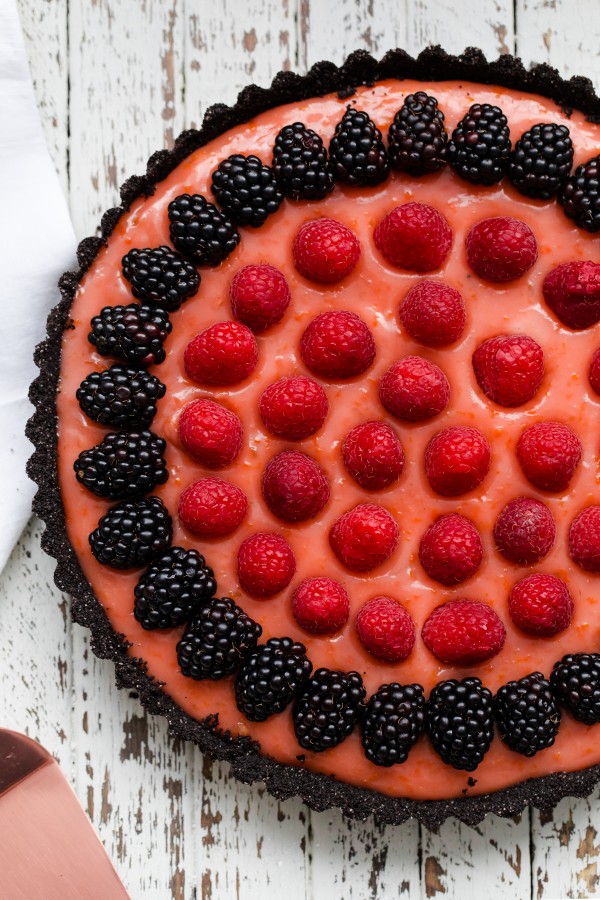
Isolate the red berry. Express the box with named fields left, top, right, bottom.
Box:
left=300, top=310, right=376, bottom=379
left=356, top=596, right=415, bottom=662
left=178, top=398, right=242, bottom=468
left=422, top=599, right=506, bottom=665
left=329, top=503, right=399, bottom=572
left=342, top=421, right=405, bottom=490
left=379, top=356, right=450, bottom=421
left=569, top=506, right=600, bottom=572
left=237, top=532, right=296, bottom=598
left=589, top=348, right=600, bottom=395
left=494, top=497, right=556, bottom=565
left=425, top=426, right=491, bottom=496
left=292, top=577, right=350, bottom=634
left=230, top=264, right=291, bottom=332
left=374, top=202, right=452, bottom=272
left=419, top=514, right=483, bottom=586
left=517, top=421, right=582, bottom=492
left=260, top=376, right=328, bottom=440
left=509, top=573, right=574, bottom=637
left=543, top=260, right=600, bottom=330
left=184, top=321, right=258, bottom=386
left=472, top=334, right=544, bottom=407
left=466, top=216, right=538, bottom=282
left=399, top=280, right=466, bottom=346
left=293, top=218, right=361, bottom=284
left=178, top=477, right=247, bottom=537
left=262, top=450, right=329, bottom=522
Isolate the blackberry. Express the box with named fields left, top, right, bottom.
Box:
left=121, top=246, right=200, bottom=311
left=168, top=194, right=240, bottom=266
left=329, top=108, right=389, bottom=186
left=76, top=364, right=165, bottom=428
left=133, top=546, right=217, bottom=630
left=235, top=637, right=313, bottom=722
left=176, top=596, right=262, bottom=680
left=74, top=430, right=168, bottom=500
left=89, top=496, right=172, bottom=569
left=293, top=668, right=366, bottom=752
left=272, top=122, right=335, bottom=200
left=509, top=123, right=574, bottom=200
left=550, top=653, right=600, bottom=724
left=426, top=677, right=494, bottom=771
left=211, top=154, right=283, bottom=227
left=494, top=672, right=560, bottom=757
left=88, top=304, right=171, bottom=367
left=361, top=682, right=425, bottom=767
left=558, top=155, right=600, bottom=232
left=448, top=103, right=511, bottom=186
left=388, top=91, right=448, bottom=176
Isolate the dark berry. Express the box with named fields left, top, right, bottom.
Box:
left=76, top=364, right=165, bottom=428
left=509, top=123, right=574, bottom=200
left=494, top=672, right=560, bottom=757
left=168, top=193, right=240, bottom=266
left=89, top=496, right=172, bottom=569
left=121, top=246, right=200, bottom=311
left=448, top=103, right=511, bottom=185
left=551, top=653, right=600, bottom=724
left=329, top=108, right=389, bottom=186
left=293, top=668, right=366, bottom=752
left=361, top=683, right=425, bottom=767
left=211, top=154, right=283, bottom=227
left=133, top=547, right=217, bottom=630
left=74, top=430, right=168, bottom=500
left=176, top=596, right=262, bottom=680
left=272, top=122, right=335, bottom=200
left=558, top=155, right=600, bottom=232
left=235, top=637, right=313, bottom=722
left=88, top=304, right=171, bottom=367
left=426, top=677, right=494, bottom=771
left=388, top=91, right=448, bottom=176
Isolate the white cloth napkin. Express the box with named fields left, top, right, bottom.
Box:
left=0, top=1, right=76, bottom=573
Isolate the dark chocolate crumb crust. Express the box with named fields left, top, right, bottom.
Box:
left=27, top=46, right=600, bottom=827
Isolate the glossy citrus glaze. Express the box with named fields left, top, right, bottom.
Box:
left=57, top=80, right=600, bottom=800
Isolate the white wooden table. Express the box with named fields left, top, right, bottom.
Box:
left=5, top=1, right=600, bottom=897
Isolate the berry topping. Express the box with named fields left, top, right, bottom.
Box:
left=508, top=123, right=574, bottom=200
left=426, top=677, right=494, bottom=771
left=328, top=107, right=389, bottom=186
left=589, top=348, right=600, bottom=395
left=424, top=426, right=491, bottom=496
left=329, top=503, right=399, bottom=572
left=293, top=218, right=361, bottom=284
left=89, top=497, right=172, bottom=570
left=262, top=450, right=329, bottom=522
left=88, top=303, right=172, bottom=368
left=178, top=477, right=247, bottom=537
left=178, top=399, right=243, bottom=468
left=419, top=514, right=483, bottom=586
left=516, top=421, right=582, bottom=492
left=494, top=497, right=556, bottom=565
left=177, top=596, right=262, bottom=681
left=558, top=154, right=600, bottom=232
left=472, top=334, right=544, bottom=407
left=211, top=154, right=283, bottom=227
left=259, top=376, right=328, bottom=440
left=542, top=260, right=600, bottom=329
left=76, top=364, right=165, bottom=428
left=342, top=421, right=405, bottom=490
left=168, top=193, right=240, bottom=266
left=399, top=280, right=466, bottom=347
left=292, top=577, right=350, bottom=634
left=379, top=356, right=450, bottom=422
left=448, top=103, right=511, bottom=185
left=293, top=668, right=366, bottom=752
left=355, top=596, right=416, bottom=662
left=466, top=217, right=538, bottom=282
left=237, top=532, right=296, bottom=599
left=300, top=310, right=375, bottom=379
left=361, top=683, right=425, bottom=767
left=508, top=573, right=574, bottom=637
left=387, top=91, right=448, bottom=176
left=272, top=122, right=335, bottom=201
left=569, top=506, right=600, bottom=572
left=422, top=599, right=506, bottom=665
left=184, top=321, right=258, bottom=386
left=374, top=202, right=452, bottom=272
left=494, top=673, right=560, bottom=757
left=229, top=264, right=291, bottom=332
left=74, top=430, right=168, bottom=500
left=235, top=637, right=313, bottom=722
left=133, top=547, right=217, bottom=630
left=121, top=246, right=200, bottom=311
left=551, top=653, right=600, bottom=724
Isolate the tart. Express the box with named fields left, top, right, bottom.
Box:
left=28, top=47, right=600, bottom=826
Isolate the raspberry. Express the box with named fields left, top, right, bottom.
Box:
left=472, top=334, right=545, bottom=407
left=262, top=450, right=329, bottom=522
left=178, top=399, right=243, bottom=468
left=379, top=356, right=450, bottom=422
left=399, top=280, right=466, bottom=346
left=342, top=421, right=405, bottom=490
left=590, top=348, right=600, bottom=395
left=508, top=573, right=574, bottom=637
left=517, top=421, right=582, bottom=492
left=229, top=264, right=291, bottom=332
left=494, top=497, right=556, bottom=565
left=300, top=310, right=375, bottom=379
left=425, top=426, right=491, bottom=496
left=184, top=321, right=258, bottom=386
left=293, top=218, right=361, bottom=284
left=422, top=599, right=506, bottom=665
left=419, top=514, right=483, bottom=586
left=355, top=596, right=415, bottom=662
left=374, top=202, right=452, bottom=272
left=292, top=577, right=350, bottom=634
left=259, top=376, right=328, bottom=440
left=569, top=506, right=600, bottom=572
left=466, top=217, right=538, bottom=282
left=237, top=532, right=296, bottom=598
left=542, top=260, right=600, bottom=329
left=329, top=503, right=399, bottom=572
left=178, top=477, right=247, bottom=537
